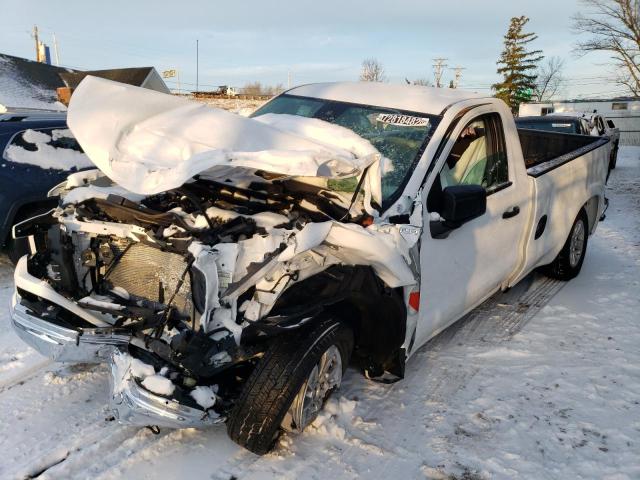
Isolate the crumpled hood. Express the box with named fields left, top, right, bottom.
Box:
left=67, top=77, right=382, bottom=203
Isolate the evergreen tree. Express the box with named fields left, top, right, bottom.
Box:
left=492, top=16, right=543, bottom=113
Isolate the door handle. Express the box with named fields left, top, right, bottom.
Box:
left=502, top=206, right=520, bottom=219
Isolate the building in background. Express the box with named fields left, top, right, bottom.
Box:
left=0, top=53, right=170, bottom=111
left=58, top=67, right=170, bottom=100
left=0, top=53, right=71, bottom=111
left=520, top=98, right=640, bottom=146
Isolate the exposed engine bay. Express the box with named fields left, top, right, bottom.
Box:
left=14, top=165, right=421, bottom=423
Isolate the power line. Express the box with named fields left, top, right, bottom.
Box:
left=450, top=66, right=466, bottom=89
left=433, top=58, right=448, bottom=88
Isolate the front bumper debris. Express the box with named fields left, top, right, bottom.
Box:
left=10, top=292, right=129, bottom=363
left=109, top=350, right=224, bottom=428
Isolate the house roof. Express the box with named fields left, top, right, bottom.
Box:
left=59, top=67, right=156, bottom=90
left=0, top=53, right=74, bottom=111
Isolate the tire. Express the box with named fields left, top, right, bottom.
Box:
left=543, top=210, right=588, bottom=281
left=227, top=318, right=353, bottom=455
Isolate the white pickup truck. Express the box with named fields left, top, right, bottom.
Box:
left=9, top=78, right=610, bottom=454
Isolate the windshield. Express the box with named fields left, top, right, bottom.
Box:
left=252, top=94, right=440, bottom=206
left=516, top=119, right=579, bottom=135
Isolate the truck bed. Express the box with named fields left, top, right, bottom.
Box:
left=517, top=128, right=610, bottom=177
left=510, top=127, right=611, bottom=286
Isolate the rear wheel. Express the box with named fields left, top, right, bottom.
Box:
left=226, top=318, right=353, bottom=455
left=543, top=210, right=588, bottom=281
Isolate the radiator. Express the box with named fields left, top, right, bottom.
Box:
left=106, top=242, right=194, bottom=318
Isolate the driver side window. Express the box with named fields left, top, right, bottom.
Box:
left=439, top=113, right=508, bottom=192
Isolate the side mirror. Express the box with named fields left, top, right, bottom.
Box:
left=431, top=184, right=487, bottom=238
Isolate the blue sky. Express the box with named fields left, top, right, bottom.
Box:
left=0, top=0, right=622, bottom=99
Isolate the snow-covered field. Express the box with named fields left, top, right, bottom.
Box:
left=0, top=148, right=638, bottom=480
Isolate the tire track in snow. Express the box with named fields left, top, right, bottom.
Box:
left=0, top=357, right=53, bottom=393
left=0, top=363, right=117, bottom=480
left=35, top=428, right=172, bottom=479
left=436, top=273, right=564, bottom=347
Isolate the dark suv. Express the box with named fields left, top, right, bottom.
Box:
left=0, top=110, right=90, bottom=262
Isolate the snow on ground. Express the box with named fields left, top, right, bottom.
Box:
left=0, top=148, right=638, bottom=479
left=191, top=97, right=266, bottom=116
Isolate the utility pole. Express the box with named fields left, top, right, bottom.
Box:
left=32, top=25, right=40, bottom=62
left=196, top=39, right=199, bottom=93
left=450, top=66, right=466, bottom=89
left=52, top=33, right=60, bottom=66
left=433, top=58, right=448, bottom=88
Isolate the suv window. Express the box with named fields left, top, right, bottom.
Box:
left=438, top=113, right=509, bottom=192
left=4, top=128, right=90, bottom=170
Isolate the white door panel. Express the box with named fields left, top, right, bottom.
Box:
left=414, top=109, right=529, bottom=348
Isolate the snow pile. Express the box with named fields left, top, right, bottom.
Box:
left=141, top=375, right=175, bottom=396
left=67, top=76, right=382, bottom=200
left=4, top=128, right=92, bottom=170
left=190, top=385, right=217, bottom=410
left=129, top=358, right=155, bottom=378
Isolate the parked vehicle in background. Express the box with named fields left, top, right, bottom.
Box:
left=591, top=113, right=620, bottom=169
left=535, top=111, right=620, bottom=171
left=0, top=109, right=91, bottom=263
left=516, top=115, right=592, bottom=136
left=10, top=79, right=611, bottom=455
left=519, top=98, right=640, bottom=147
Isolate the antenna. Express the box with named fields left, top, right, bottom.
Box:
left=433, top=58, right=448, bottom=88
left=196, top=39, right=199, bottom=93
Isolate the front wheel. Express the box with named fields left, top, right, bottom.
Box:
left=543, top=210, right=588, bottom=281
left=226, top=318, right=353, bottom=455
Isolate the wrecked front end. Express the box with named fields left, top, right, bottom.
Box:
left=11, top=167, right=420, bottom=428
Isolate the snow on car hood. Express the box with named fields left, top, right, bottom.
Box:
left=67, top=76, right=383, bottom=203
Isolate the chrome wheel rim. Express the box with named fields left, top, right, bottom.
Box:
left=569, top=220, right=585, bottom=267
left=281, top=345, right=342, bottom=433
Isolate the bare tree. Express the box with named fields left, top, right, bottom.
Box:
left=573, top=0, right=640, bottom=95
left=534, top=56, right=566, bottom=101
left=241, top=82, right=285, bottom=96
left=406, top=77, right=433, bottom=86
left=360, top=58, right=386, bottom=82
left=242, top=81, right=264, bottom=95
